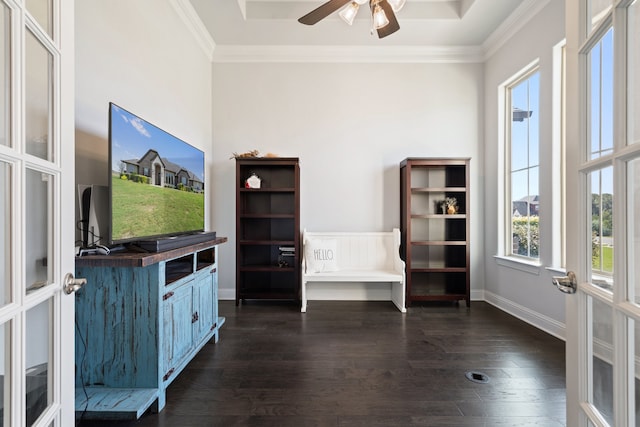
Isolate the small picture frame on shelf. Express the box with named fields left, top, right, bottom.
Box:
left=245, top=173, right=261, bottom=189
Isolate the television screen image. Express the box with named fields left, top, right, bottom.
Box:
left=108, top=103, right=205, bottom=244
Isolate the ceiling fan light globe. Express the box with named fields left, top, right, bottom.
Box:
left=372, top=5, right=389, bottom=29
left=387, top=0, right=406, bottom=12
left=339, top=2, right=359, bottom=25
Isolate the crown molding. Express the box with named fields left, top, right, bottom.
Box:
left=212, top=44, right=485, bottom=64
left=482, top=0, right=552, bottom=61
left=169, top=0, right=216, bottom=62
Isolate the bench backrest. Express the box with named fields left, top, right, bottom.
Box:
left=302, top=229, right=402, bottom=272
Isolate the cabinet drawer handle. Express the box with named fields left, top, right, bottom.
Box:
left=163, top=291, right=174, bottom=301
left=163, top=368, right=175, bottom=381
left=211, top=268, right=216, bottom=274
left=192, top=312, right=199, bottom=323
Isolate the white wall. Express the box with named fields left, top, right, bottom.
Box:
left=75, top=0, right=213, bottom=237
left=71, top=0, right=566, bottom=340
left=483, top=0, right=566, bottom=337
left=212, top=61, right=485, bottom=300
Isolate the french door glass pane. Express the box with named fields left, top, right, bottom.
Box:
left=589, top=0, right=611, bottom=32
left=634, top=318, right=640, bottom=426
left=630, top=159, right=640, bottom=306
left=0, top=161, right=10, bottom=306
left=0, top=321, right=10, bottom=425
left=25, top=298, right=52, bottom=426
left=630, top=1, right=640, bottom=146
left=590, top=167, right=614, bottom=280
left=592, top=296, right=614, bottom=425
left=25, top=29, right=52, bottom=161
left=25, top=0, right=52, bottom=38
left=0, top=3, right=9, bottom=148
left=590, top=28, right=614, bottom=160
left=25, top=169, right=51, bottom=293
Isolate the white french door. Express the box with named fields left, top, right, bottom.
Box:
left=0, top=0, right=75, bottom=426
left=565, top=0, right=640, bottom=425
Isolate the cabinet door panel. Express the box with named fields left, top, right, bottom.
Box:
left=193, top=272, right=214, bottom=342
left=162, top=284, right=193, bottom=379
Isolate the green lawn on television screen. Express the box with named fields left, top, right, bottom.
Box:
left=111, top=176, right=204, bottom=241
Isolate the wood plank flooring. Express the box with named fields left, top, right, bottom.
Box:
left=77, top=301, right=566, bottom=426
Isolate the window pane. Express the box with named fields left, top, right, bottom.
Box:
left=633, top=318, right=640, bottom=424
left=26, top=0, right=52, bottom=38
left=511, top=76, right=538, bottom=172
left=0, top=3, right=9, bottom=148
left=529, top=166, right=540, bottom=210
left=25, top=29, right=52, bottom=161
left=590, top=29, right=614, bottom=159
left=528, top=74, right=540, bottom=167
left=591, top=167, right=614, bottom=278
left=0, top=161, right=11, bottom=307
left=591, top=40, right=602, bottom=156
left=591, top=296, right=614, bottom=425
left=601, top=31, right=614, bottom=152
left=511, top=169, right=528, bottom=213
left=0, top=321, right=10, bottom=425
left=25, top=299, right=52, bottom=426
left=512, top=169, right=538, bottom=257
left=509, top=71, right=540, bottom=260
left=629, top=1, right=640, bottom=146
left=25, top=169, right=51, bottom=293
left=630, top=158, right=640, bottom=305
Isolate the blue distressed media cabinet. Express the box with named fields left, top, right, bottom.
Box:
left=74, top=237, right=227, bottom=420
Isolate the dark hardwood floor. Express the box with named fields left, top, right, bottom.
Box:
left=77, top=300, right=566, bottom=427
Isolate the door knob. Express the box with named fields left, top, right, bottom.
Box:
left=63, top=273, right=87, bottom=295
left=552, top=271, right=577, bottom=294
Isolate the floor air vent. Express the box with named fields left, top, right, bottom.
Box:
left=465, top=371, right=490, bottom=384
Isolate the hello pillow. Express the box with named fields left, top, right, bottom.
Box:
left=304, top=239, right=338, bottom=273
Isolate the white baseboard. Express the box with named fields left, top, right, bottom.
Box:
left=219, top=287, right=566, bottom=342
left=219, top=288, right=235, bottom=301
left=482, top=290, right=566, bottom=341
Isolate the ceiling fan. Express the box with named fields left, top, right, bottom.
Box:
left=298, top=0, right=406, bottom=39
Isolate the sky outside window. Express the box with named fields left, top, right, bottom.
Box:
left=510, top=72, right=540, bottom=202
left=591, top=28, right=614, bottom=159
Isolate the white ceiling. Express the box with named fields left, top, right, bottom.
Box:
left=189, top=0, right=529, bottom=48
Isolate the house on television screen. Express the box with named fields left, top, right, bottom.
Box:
left=120, top=149, right=203, bottom=192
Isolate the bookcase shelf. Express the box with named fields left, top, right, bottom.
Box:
left=400, top=158, right=470, bottom=307
left=235, top=158, right=300, bottom=304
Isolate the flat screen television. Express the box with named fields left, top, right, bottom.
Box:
left=108, top=102, right=206, bottom=245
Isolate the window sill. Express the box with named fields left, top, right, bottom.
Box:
left=494, top=255, right=542, bottom=275
left=545, top=266, right=566, bottom=275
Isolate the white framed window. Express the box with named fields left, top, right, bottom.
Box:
left=505, top=65, right=541, bottom=260
left=589, top=27, right=614, bottom=278
left=550, top=39, right=567, bottom=270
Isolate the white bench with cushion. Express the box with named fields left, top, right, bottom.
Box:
left=301, top=229, right=406, bottom=313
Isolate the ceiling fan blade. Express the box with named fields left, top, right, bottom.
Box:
left=376, top=0, right=400, bottom=38
left=298, top=0, right=352, bottom=25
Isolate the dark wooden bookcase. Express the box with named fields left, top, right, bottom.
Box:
left=400, top=158, right=470, bottom=307
left=235, top=157, right=300, bottom=304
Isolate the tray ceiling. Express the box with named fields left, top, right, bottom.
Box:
left=190, top=0, right=529, bottom=47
